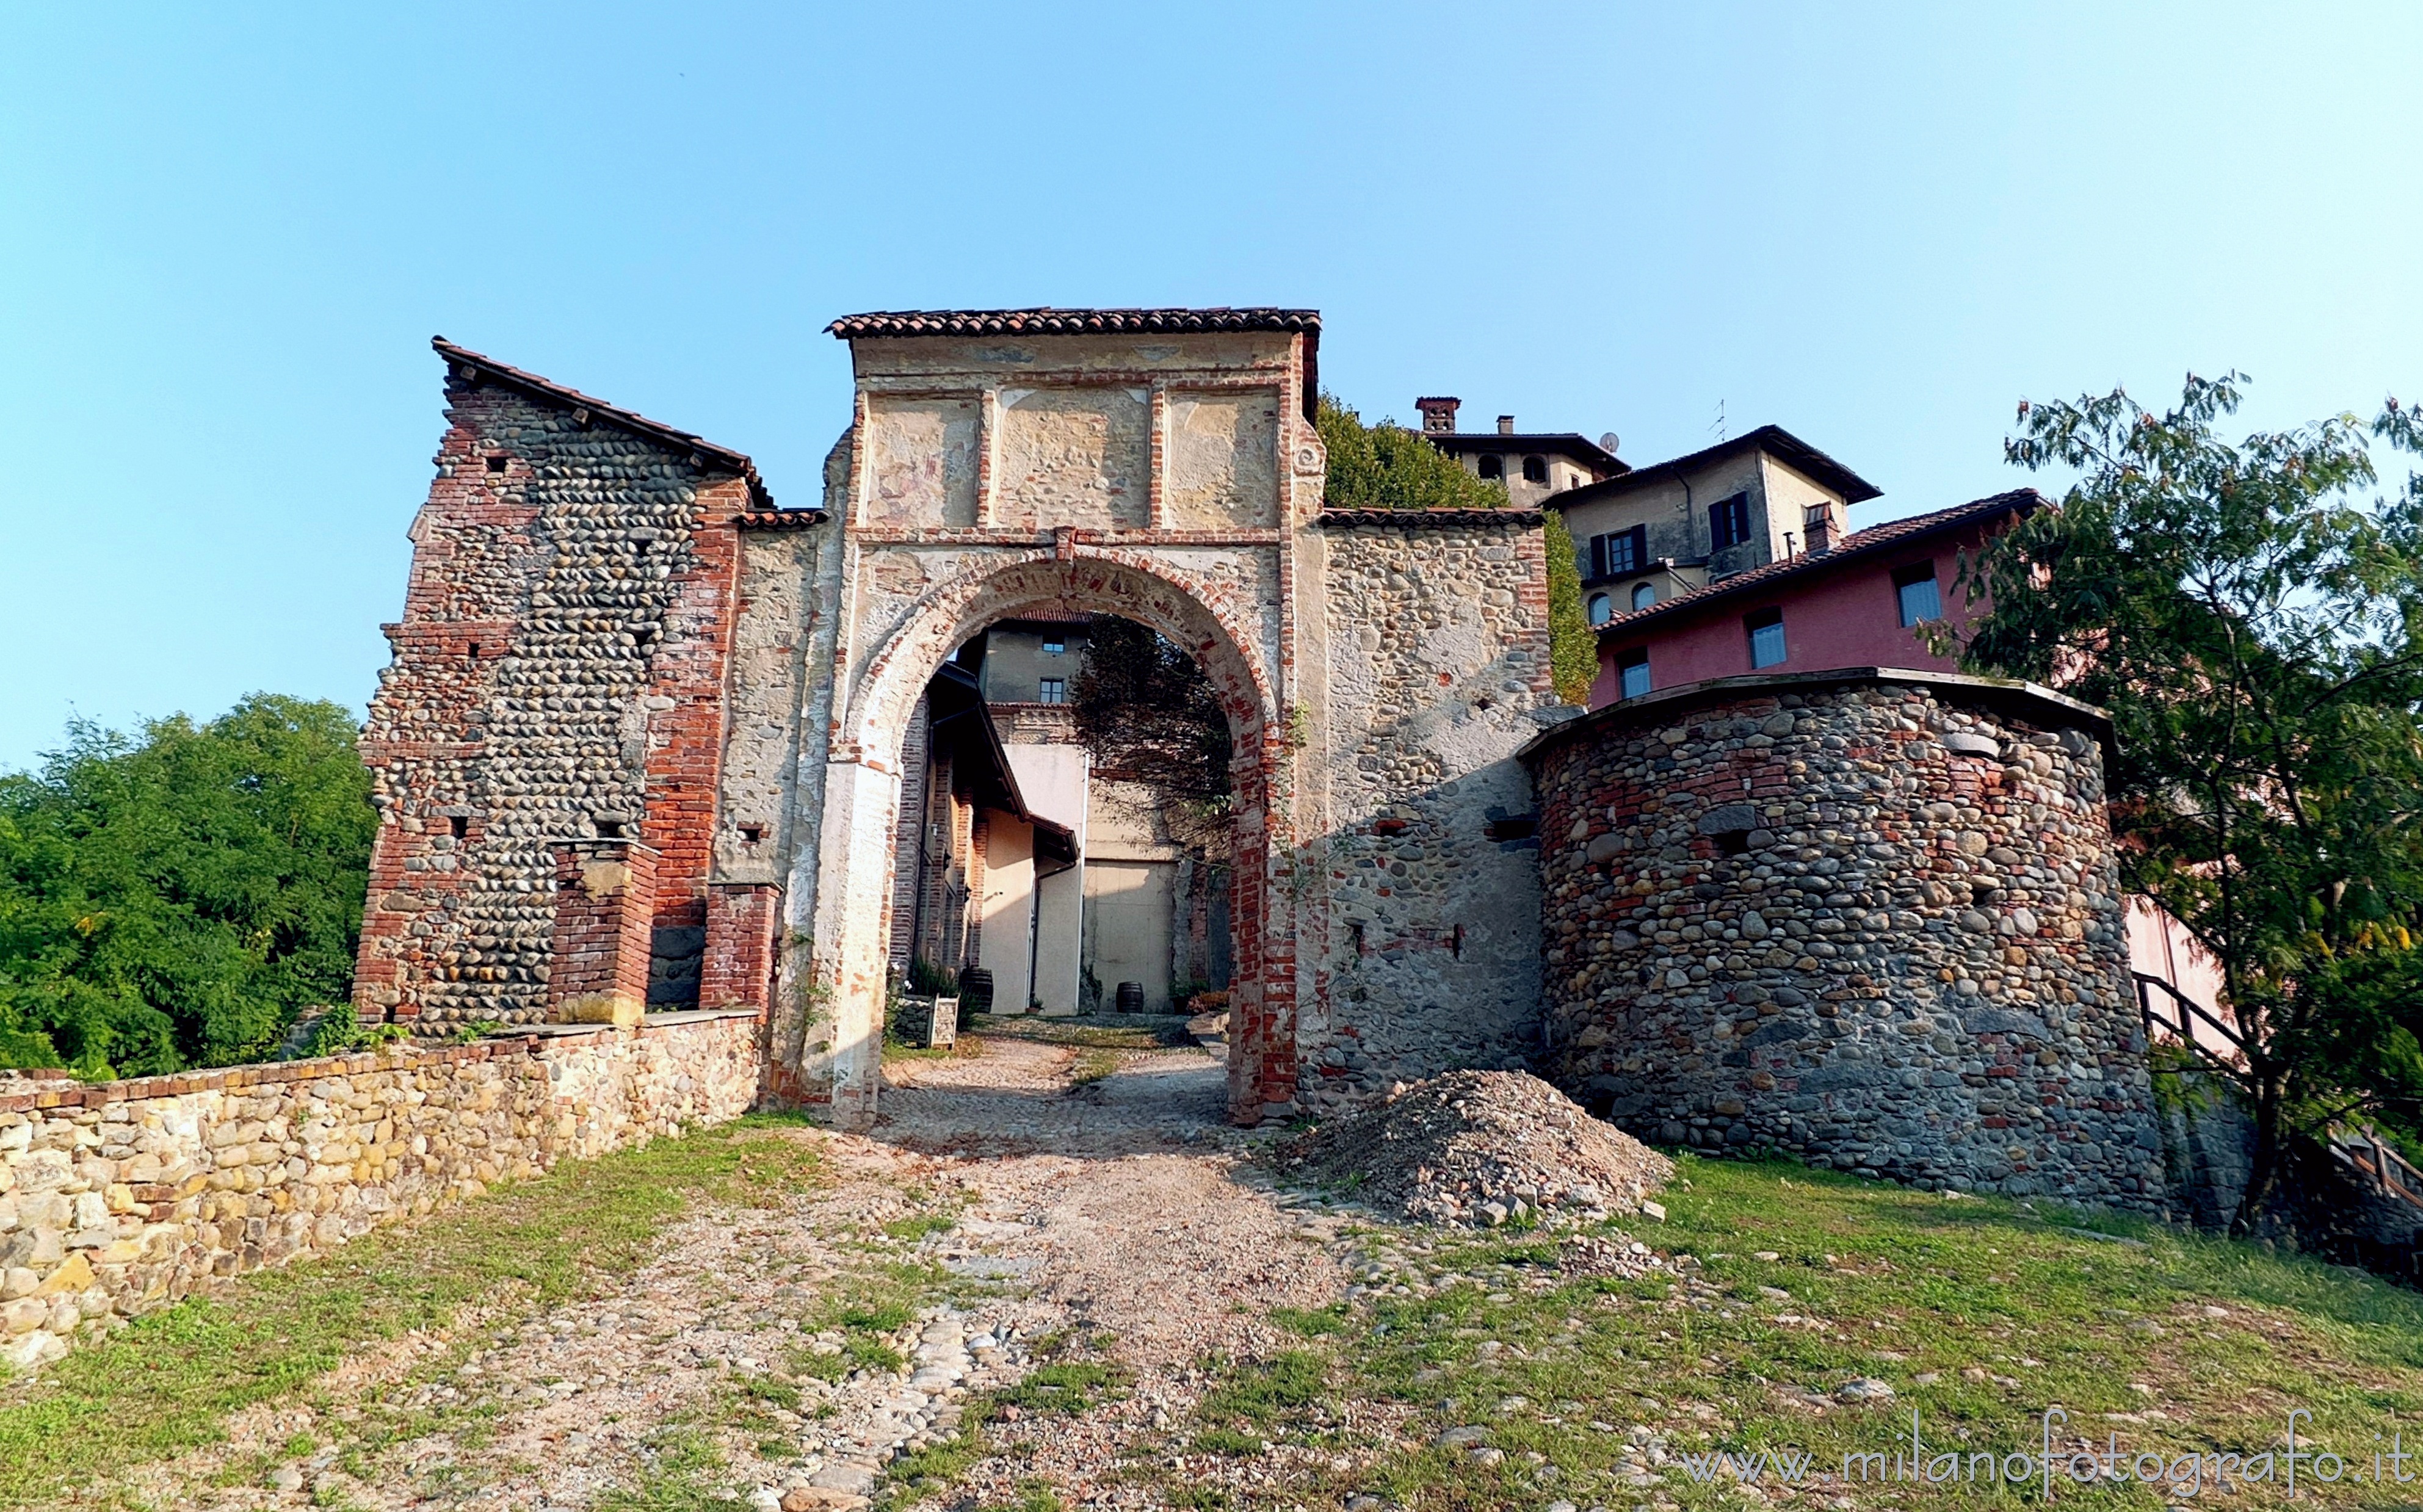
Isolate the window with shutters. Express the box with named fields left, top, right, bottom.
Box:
left=1587, top=526, right=1646, bottom=581
left=1746, top=607, right=1787, bottom=669
left=1618, top=647, right=1651, bottom=700
left=1710, top=493, right=1753, bottom=551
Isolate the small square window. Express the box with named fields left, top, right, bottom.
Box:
left=1041, top=638, right=1065, bottom=656
left=1894, top=564, right=1943, bottom=627
left=1618, top=647, right=1651, bottom=700
left=1037, top=678, right=1067, bottom=705
left=1747, top=608, right=1787, bottom=669
left=485, top=454, right=508, bottom=474
left=449, top=816, right=469, bottom=839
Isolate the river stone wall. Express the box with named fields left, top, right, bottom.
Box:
left=1299, top=511, right=1566, bottom=1108
left=1523, top=670, right=2167, bottom=1209
left=0, top=1010, right=759, bottom=1374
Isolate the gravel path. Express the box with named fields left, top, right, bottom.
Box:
left=98, top=1035, right=1356, bottom=1512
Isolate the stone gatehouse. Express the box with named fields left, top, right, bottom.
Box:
left=357, top=311, right=1562, bottom=1126
left=353, top=305, right=2164, bottom=1194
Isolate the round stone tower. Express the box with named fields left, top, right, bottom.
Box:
left=1520, top=669, right=2166, bottom=1209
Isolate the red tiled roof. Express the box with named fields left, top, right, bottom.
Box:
left=433, top=338, right=772, bottom=509
left=827, top=308, right=1320, bottom=338
left=1595, top=490, right=2041, bottom=637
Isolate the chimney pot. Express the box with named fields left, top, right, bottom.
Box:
left=1414, top=396, right=1461, bottom=434
left=1496, top=414, right=1516, bottom=435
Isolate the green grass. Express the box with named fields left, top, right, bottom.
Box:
left=1223, top=1153, right=2423, bottom=1511
left=1068, top=1047, right=1120, bottom=1088
left=0, top=1115, right=824, bottom=1511
left=991, top=1361, right=1118, bottom=1418
left=592, top=1428, right=731, bottom=1512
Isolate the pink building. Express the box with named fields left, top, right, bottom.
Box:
left=1585, top=488, right=2040, bottom=705
left=1571, top=478, right=2229, bottom=1040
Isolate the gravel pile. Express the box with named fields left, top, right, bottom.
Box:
left=1281, top=1069, right=1674, bottom=1227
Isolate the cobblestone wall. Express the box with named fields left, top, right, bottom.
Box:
left=1299, top=513, right=1566, bottom=1108
left=355, top=346, right=761, bottom=1029
left=0, top=1011, right=759, bottom=1373
left=1524, top=671, right=2167, bottom=1209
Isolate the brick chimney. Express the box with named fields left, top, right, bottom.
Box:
left=1414, top=396, right=1460, bottom=434
left=1496, top=414, right=1516, bottom=435
left=1804, top=501, right=1844, bottom=555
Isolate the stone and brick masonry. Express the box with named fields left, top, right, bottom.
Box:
left=0, top=1011, right=757, bottom=1373
left=1521, top=669, right=2168, bottom=1209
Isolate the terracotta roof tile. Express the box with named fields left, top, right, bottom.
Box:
left=827, top=308, right=1320, bottom=338
left=1319, top=507, right=1542, bottom=528
left=1596, top=490, right=2041, bottom=637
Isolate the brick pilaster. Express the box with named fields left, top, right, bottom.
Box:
left=549, top=841, right=659, bottom=1024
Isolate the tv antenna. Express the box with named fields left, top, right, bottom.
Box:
left=1710, top=399, right=1728, bottom=442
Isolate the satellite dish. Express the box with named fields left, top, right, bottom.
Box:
left=1598, top=432, right=1622, bottom=457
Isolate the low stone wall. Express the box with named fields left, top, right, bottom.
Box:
left=1521, top=669, right=2168, bottom=1210
left=0, top=1008, right=761, bottom=1372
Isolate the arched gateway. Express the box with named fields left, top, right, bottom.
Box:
left=356, top=311, right=1568, bottom=1126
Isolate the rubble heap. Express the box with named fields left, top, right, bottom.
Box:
left=1281, top=1069, right=1673, bottom=1227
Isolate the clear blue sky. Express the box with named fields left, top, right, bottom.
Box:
left=4, top=3, right=2418, bottom=769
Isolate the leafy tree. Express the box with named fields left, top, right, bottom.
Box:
left=1958, top=374, right=2423, bottom=1233
left=0, top=695, right=375, bottom=1077
left=1541, top=512, right=1595, bottom=704
left=1316, top=394, right=1507, bottom=512
left=1069, top=616, right=1233, bottom=852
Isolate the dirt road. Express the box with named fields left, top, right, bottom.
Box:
left=104, top=1035, right=1357, bottom=1512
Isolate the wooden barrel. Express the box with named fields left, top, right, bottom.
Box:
left=1115, top=981, right=1145, bottom=1015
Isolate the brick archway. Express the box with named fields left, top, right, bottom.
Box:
left=806, top=548, right=1291, bottom=1126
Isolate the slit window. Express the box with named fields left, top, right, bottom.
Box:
left=1618, top=646, right=1651, bottom=700
left=1709, top=493, right=1753, bottom=551
left=1037, top=678, right=1067, bottom=705
left=1747, top=607, right=1787, bottom=668
left=1522, top=455, right=1549, bottom=484
left=449, top=816, right=469, bottom=839
left=1476, top=455, right=1504, bottom=480
left=1894, top=563, right=1943, bottom=627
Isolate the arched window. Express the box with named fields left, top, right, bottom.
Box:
left=1522, top=455, right=1549, bottom=483
left=1631, top=581, right=1656, bottom=610
left=1476, top=455, right=1504, bottom=480
left=1587, top=593, right=1612, bottom=626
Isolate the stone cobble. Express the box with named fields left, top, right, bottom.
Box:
left=0, top=1011, right=758, bottom=1373
left=1526, top=675, right=2167, bottom=1208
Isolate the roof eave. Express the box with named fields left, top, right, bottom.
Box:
left=433, top=338, right=773, bottom=509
